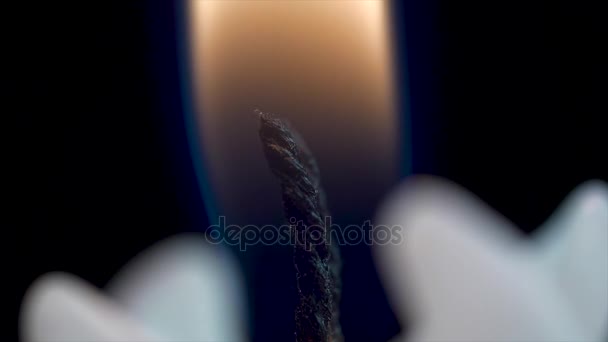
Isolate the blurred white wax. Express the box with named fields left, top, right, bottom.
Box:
left=20, top=234, right=248, bottom=342
left=374, top=176, right=608, bottom=342
left=20, top=178, right=608, bottom=342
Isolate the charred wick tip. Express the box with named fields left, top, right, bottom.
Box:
left=259, top=113, right=343, bottom=342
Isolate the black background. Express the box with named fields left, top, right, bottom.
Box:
left=4, top=0, right=606, bottom=341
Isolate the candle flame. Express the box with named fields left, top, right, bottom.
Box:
left=189, top=0, right=399, bottom=223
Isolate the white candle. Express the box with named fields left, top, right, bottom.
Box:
left=189, top=0, right=399, bottom=224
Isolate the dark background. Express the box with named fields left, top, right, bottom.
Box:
left=4, top=0, right=606, bottom=341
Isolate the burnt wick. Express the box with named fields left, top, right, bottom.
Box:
left=259, top=112, right=343, bottom=342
